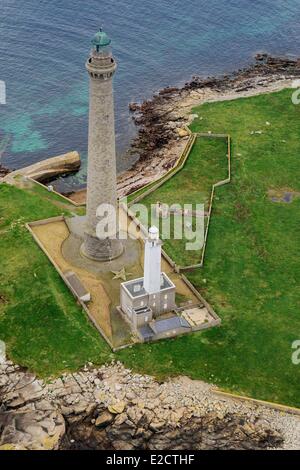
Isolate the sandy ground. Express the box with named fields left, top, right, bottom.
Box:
left=32, top=222, right=113, bottom=341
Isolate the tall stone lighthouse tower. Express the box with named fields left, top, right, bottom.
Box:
left=81, top=29, right=123, bottom=261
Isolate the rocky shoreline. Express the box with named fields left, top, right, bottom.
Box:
left=113, top=53, right=300, bottom=199
left=67, top=54, right=300, bottom=204
left=3, top=54, right=299, bottom=203
left=1, top=357, right=299, bottom=450
left=0, top=164, right=10, bottom=179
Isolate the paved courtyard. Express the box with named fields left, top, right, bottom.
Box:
left=29, top=207, right=209, bottom=349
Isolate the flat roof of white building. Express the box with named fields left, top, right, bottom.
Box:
left=121, top=272, right=175, bottom=299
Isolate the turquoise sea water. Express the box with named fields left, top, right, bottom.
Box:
left=0, top=0, right=300, bottom=190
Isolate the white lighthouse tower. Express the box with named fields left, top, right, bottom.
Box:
left=143, top=226, right=162, bottom=294
left=119, top=225, right=177, bottom=335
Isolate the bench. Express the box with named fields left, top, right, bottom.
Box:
left=64, top=271, right=91, bottom=303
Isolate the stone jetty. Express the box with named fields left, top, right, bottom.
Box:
left=2, top=151, right=80, bottom=184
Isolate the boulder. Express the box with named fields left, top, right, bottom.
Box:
left=95, top=411, right=114, bottom=428
left=0, top=409, right=65, bottom=450
left=177, top=128, right=189, bottom=138
left=108, top=401, right=126, bottom=414
left=0, top=164, right=11, bottom=178
left=3, top=377, right=45, bottom=408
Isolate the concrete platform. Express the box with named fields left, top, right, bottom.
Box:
left=63, top=216, right=141, bottom=275
left=181, top=305, right=215, bottom=330
left=28, top=213, right=220, bottom=349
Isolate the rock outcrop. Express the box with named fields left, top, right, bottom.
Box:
left=128, top=54, right=300, bottom=166
left=115, top=54, right=300, bottom=198
left=2, top=151, right=80, bottom=184
left=0, top=164, right=10, bottom=178
left=1, top=358, right=299, bottom=450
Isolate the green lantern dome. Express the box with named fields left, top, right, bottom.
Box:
left=92, top=29, right=111, bottom=50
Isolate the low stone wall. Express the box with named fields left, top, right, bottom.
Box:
left=28, top=177, right=84, bottom=207
left=26, top=218, right=116, bottom=351
left=127, top=133, right=231, bottom=272
left=180, top=134, right=231, bottom=271
left=213, top=389, right=300, bottom=417
left=127, top=131, right=195, bottom=204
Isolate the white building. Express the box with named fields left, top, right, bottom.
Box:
left=119, top=227, right=190, bottom=341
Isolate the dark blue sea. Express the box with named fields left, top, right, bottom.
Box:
left=1, top=0, right=300, bottom=190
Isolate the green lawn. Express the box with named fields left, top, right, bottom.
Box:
left=1, top=88, right=300, bottom=408
left=130, top=136, right=228, bottom=266
left=118, top=89, right=300, bottom=407
left=0, top=184, right=111, bottom=377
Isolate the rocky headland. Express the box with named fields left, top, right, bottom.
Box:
left=1, top=357, right=299, bottom=450
left=114, top=54, right=300, bottom=198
